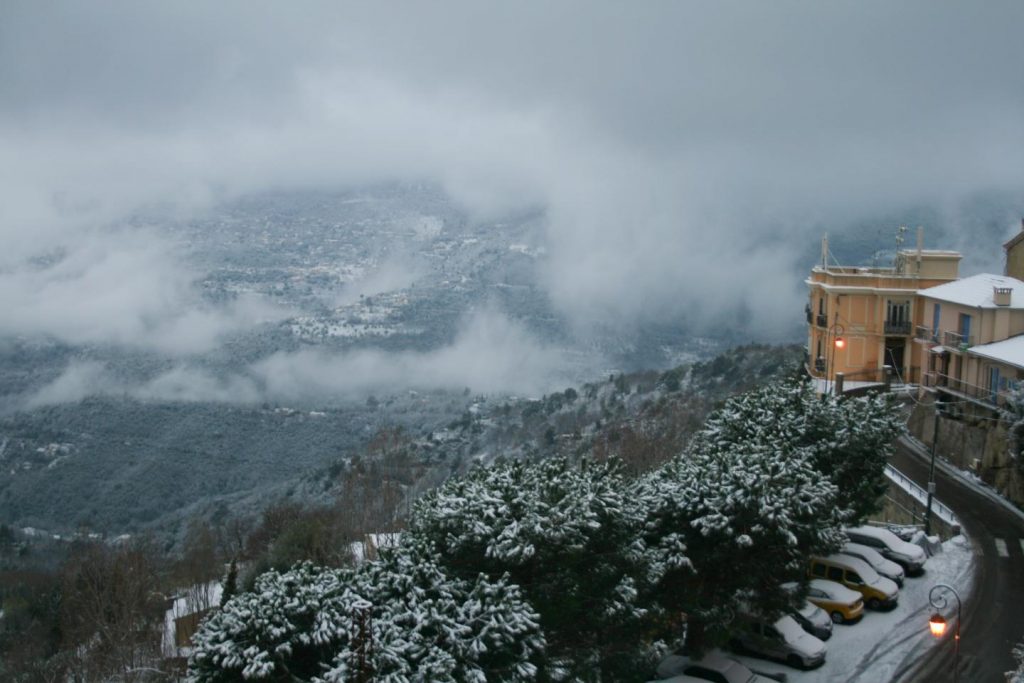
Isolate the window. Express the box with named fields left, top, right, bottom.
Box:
left=932, top=303, right=941, bottom=335
left=811, top=563, right=826, bottom=578
left=846, top=571, right=863, bottom=585
left=886, top=300, right=909, bottom=324
left=958, top=313, right=972, bottom=342
left=827, top=567, right=844, bottom=582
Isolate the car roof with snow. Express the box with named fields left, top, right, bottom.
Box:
left=844, top=541, right=886, bottom=564
left=809, top=578, right=862, bottom=603
left=822, top=552, right=883, bottom=582
left=847, top=525, right=927, bottom=560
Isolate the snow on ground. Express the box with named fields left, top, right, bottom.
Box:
left=730, top=534, right=974, bottom=683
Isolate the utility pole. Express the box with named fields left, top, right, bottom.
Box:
left=924, top=403, right=940, bottom=535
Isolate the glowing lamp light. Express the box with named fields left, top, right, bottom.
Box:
left=834, top=337, right=846, bottom=350
left=929, top=613, right=947, bottom=637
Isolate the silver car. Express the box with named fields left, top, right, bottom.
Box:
left=732, top=615, right=827, bottom=669
left=845, top=525, right=927, bottom=575
left=843, top=541, right=905, bottom=586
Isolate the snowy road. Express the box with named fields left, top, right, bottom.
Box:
left=891, top=438, right=1024, bottom=681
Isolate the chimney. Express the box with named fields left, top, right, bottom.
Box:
left=994, top=286, right=1013, bottom=306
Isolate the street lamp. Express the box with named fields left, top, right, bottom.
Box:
left=825, top=321, right=845, bottom=396
left=928, top=583, right=961, bottom=682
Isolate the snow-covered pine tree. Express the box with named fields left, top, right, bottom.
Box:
left=637, top=435, right=846, bottom=653
left=406, top=456, right=656, bottom=681
left=695, top=377, right=904, bottom=522
left=187, top=546, right=544, bottom=683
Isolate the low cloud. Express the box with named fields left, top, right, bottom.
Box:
left=0, top=228, right=287, bottom=354
left=2, top=2, right=1023, bottom=382
left=22, top=310, right=568, bottom=407
left=253, top=309, right=566, bottom=400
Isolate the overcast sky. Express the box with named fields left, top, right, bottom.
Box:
left=2, top=1, right=1023, bottom=398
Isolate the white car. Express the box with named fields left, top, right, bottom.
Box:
left=656, top=649, right=778, bottom=682
left=843, top=541, right=905, bottom=586
left=845, top=525, right=927, bottom=575
left=732, top=615, right=827, bottom=669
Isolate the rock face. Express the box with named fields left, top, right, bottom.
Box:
left=907, top=396, right=1024, bottom=506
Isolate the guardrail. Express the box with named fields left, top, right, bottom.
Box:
left=884, top=463, right=958, bottom=527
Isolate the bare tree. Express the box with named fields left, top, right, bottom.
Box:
left=59, top=538, right=164, bottom=682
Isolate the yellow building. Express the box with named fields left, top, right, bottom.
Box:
left=1004, top=219, right=1024, bottom=281
left=806, top=234, right=960, bottom=389
left=915, top=273, right=1024, bottom=406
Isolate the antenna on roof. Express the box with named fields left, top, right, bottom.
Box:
left=894, top=226, right=907, bottom=274
left=916, top=226, right=924, bottom=274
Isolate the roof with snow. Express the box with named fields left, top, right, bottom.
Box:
left=968, top=334, right=1024, bottom=370
left=918, top=273, right=1024, bottom=309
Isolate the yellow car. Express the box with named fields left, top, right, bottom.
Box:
left=806, top=578, right=865, bottom=624
left=809, top=554, right=899, bottom=610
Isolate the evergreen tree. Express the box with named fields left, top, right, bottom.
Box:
left=696, top=377, right=904, bottom=522
left=188, top=547, right=544, bottom=683
left=637, top=439, right=845, bottom=652
left=407, top=457, right=656, bottom=681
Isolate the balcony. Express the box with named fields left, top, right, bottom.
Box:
left=816, top=314, right=828, bottom=328
left=914, top=325, right=937, bottom=343
left=884, top=320, right=912, bottom=336
left=942, top=331, right=974, bottom=350
left=814, top=357, right=826, bottom=373
left=923, top=371, right=1001, bottom=407
left=805, top=305, right=813, bottom=324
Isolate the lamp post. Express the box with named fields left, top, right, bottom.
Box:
left=825, top=321, right=845, bottom=396
left=928, top=583, right=961, bottom=683
left=924, top=403, right=940, bottom=535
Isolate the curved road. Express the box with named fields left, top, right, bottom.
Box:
left=891, top=438, right=1024, bottom=682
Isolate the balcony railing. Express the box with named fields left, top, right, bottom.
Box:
left=942, top=331, right=974, bottom=350
left=915, top=325, right=937, bottom=343
left=814, top=357, right=826, bottom=373
left=816, top=314, right=828, bottom=328
left=923, top=371, right=1002, bottom=406
left=884, top=320, right=912, bottom=335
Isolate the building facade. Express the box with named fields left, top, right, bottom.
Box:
left=915, top=273, right=1024, bottom=406
left=806, top=236, right=960, bottom=388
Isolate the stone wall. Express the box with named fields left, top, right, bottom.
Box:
left=907, top=394, right=1024, bottom=507
left=876, top=477, right=959, bottom=540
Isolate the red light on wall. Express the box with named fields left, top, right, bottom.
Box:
left=834, top=337, right=846, bottom=350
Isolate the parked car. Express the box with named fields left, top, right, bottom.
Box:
left=732, top=615, right=827, bottom=669
left=647, top=676, right=706, bottom=683
left=656, top=649, right=778, bottom=682
left=806, top=578, right=864, bottom=624
left=845, top=525, right=927, bottom=575
left=791, top=599, right=833, bottom=640
left=809, top=554, right=899, bottom=610
left=843, top=541, right=905, bottom=586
